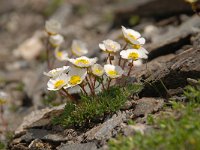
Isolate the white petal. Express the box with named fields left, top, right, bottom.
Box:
left=49, top=34, right=64, bottom=46
left=133, top=59, right=143, bottom=67
left=127, top=37, right=140, bottom=45
left=140, top=47, right=149, bottom=54
left=120, top=50, right=129, bottom=59
left=45, top=19, right=61, bottom=35
left=99, top=43, right=106, bottom=51
left=121, top=26, right=128, bottom=37
left=137, top=37, right=145, bottom=45
left=71, top=40, right=88, bottom=56
left=128, top=29, right=141, bottom=39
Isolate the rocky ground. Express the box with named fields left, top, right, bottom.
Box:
left=0, top=0, right=200, bottom=149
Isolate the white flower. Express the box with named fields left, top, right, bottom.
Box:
left=91, top=64, right=104, bottom=77
left=68, top=56, right=97, bottom=68
left=122, top=26, right=144, bottom=45
left=64, top=67, right=87, bottom=88
left=44, top=66, right=70, bottom=78
left=0, top=91, right=8, bottom=105
left=49, top=34, right=64, bottom=47
left=71, top=40, right=88, bottom=56
left=45, top=19, right=61, bottom=35
left=99, top=39, right=121, bottom=53
left=54, top=48, right=68, bottom=61
left=47, top=73, right=68, bottom=91
left=120, top=49, right=148, bottom=60
left=104, top=64, right=124, bottom=79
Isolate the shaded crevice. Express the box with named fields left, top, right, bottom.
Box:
left=140, top=70, right=200, bottom=98
left=148, top=35, right=191, bottom=61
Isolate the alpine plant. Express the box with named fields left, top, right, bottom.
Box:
left=44, top=20, right=148, bottom=101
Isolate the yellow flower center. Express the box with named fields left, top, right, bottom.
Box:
left=128, top=33, right=137, bottom=40
left=57, top=51, right=63, bottom=58
left=54, top=80, right=65, bottom=88
left=69, top=75, right=81, bottom=85
left=128, top=52, right=139, bottom=60
left=132, top=44, right=141, bottom=49
left=75, top=59, right=89, bottom=65
left=94, top=68, right=103, bottom=75
left=108, top=70, right=118, bottom=76
left=110, top=44, right=116, bottom=49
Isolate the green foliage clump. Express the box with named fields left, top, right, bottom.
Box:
left=53, top=83, right=143, bottom=128
left=0, top=141, right=5, bottom=150
left=108, top=82, right=200, bottom=150
left=184, top=80, right=200, bottom=104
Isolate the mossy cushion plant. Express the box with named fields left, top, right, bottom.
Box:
left=108, top=80, right=200, bottom=150
left=53, top=83, right=143, bottom=128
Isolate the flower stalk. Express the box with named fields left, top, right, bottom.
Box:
left=61, top=87, right=75, bottom=101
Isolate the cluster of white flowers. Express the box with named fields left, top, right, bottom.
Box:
left=44, top=20, right=148, bottom=100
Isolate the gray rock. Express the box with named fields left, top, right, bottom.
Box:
left=15, top=104, right=65, bottom=136
left=132, top=54, right=175, bottom=79
left=141, top=48, right=200, bottom=97
left=85, top=111, right=127, bottom=141
left=28, top=139, right=52, bottom=150
left=133, top=98, right=164, bottom=117
left=147, top=15, right=200, bottom=59
left=122, top=123, right=148, bottom=136
left=57, top=142, right=97, bottom=150
left=20, top=129, right=67, bottom=143
left=113, top=0, right=192, bottom=26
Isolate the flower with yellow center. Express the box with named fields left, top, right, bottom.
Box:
left=120, top=49, right=148, bottom=61
left=47, top=73, right=68, bottom=91
left=122, top=26, right=144, bottom=45
left=45, top=19, right=61, bottom=35
left=71, top=40, right=88, bottom=56
left=44, top=66, right=70, bottom=78
left=99, top=39, right=121, bottom=53
left=131, top=38, right=149, bottom=55
left=68, top=56, right=97, bottom=68
left=91, top=64, right=104, bottom=77
left=64, top=67, right=87, bottom=89
left=49, top=34, right=64, bottom=47
left=54, top=48, right=68, bottom=61
left=104, top=64, right=124, bottom=79
left=0, top=91, right=8, bottom=105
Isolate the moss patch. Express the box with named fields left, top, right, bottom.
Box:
left=52, top=83, right=143, bottom=128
